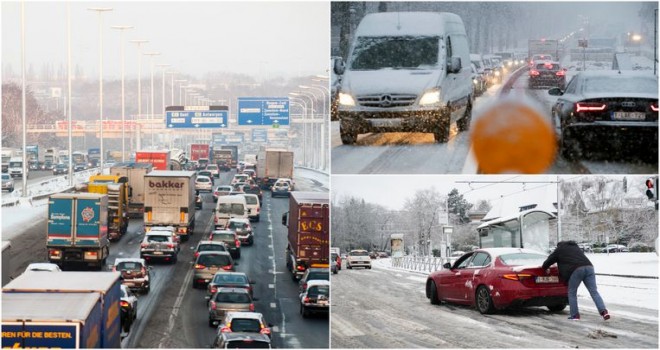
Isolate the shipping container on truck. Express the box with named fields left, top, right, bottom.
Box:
left=80, top=175, right=130, bottom=241
left=2, top=293, right=103, bottom=348
left=281, top=192, right=329, bottom=280
left=212, top=149, right=233, bottom=171
left=257, top=148, right=294, bottom=189
left=220, top=145, right=239, bottom=168
left=143, top=170, right=196, bottom=241
left=43, top=148, right=59, bottom=170
left=3, top=271, right=122, bottom=348
left=110, top=162, right=153, bottom=218
left=190, top=144, right=210, bottom=161
left=135, top=150, right=171, bottom=170
left=46, top=193, right=110, bottom=270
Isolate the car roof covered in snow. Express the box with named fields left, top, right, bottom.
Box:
left=356, top=12, right=465, bottom=37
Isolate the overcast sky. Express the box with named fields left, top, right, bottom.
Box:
left=331, top=175, right=651, bottom=216
left=2, top=1, right=330, bottom=80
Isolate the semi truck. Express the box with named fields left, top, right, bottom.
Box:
left=257, top=148, right=294, bottom=189
left=110, top=162, right=153, bottom=218
left=88, top=148, right=101, bottom=167
left=3, top=271, right=122, bottom=348
left=44, top=148, right=59, bottom=170
left=2, top=148, right=21, bottom=173
left=26, top=145, right=40, bottom=170
left=281, top=192, right=329, bottom=280
left=143, top=170, right=196, bottom=241
left=212, top=148, right=233, bottom=171
left=46, top=193, right=110, bottom=270
left=221, top=145, right=239, bottom=168
left=528, top=39, right=560, bottom=61
left=58, top=150, right=70, bottom=164
left=190, top=144, right=210, bottom=161
left=81, top=175, right=130, bottom=241
left=135, top=150, right=170, bottom=170
left=2, top=292, right=104, bottom=348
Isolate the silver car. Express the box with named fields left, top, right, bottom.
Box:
left=208, top=287, right=254, bottom=327
left=2, top=173, right=15, bottom=192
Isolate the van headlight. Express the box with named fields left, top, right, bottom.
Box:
left=494, top=71, right=501, bottom=77
left=338, top=92, right=356, bottom=106
left=419, top=88, right=441, bottom=105
left=473, top=78, right=479, bottom=85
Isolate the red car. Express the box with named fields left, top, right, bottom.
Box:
left=426, top=248, right=568, bottom=314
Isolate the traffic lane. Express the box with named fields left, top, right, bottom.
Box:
left=518, top=74, right=658, bottom=174
left=184, top=193, right=287, bottom=348
left=136, top=191, right=217, bottom=348
left=331, top=263, right=658, bottom=348
left=268, top=193, right=329, bottom=348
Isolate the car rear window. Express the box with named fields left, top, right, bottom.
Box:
left=245, top=196, right=257, bottom=205
left=199, top=244, right=226, bottom=252
left=197, top=177, right=210, bottom=183
left=535, top=63, right=560, bottom=71
left=582, top=76, right=658, bottom=94
left=117, top=262, right=141, bottom=270
left=198, top=254, right=231, bottom=266
left=308, top=272, right=329, bottom=281
left=228, top=222, right=247, bottom=229
left=146, top=235, right=168, bottom=242
left=350, top=251, right=368, bottom=256
left=230, top=319, right=261, bottom=333
left=215, top=292, right=251, bottom=303
left=499, top=253, right=547, bottom=266
left=307, top=285, right=330, bottom=297
left=211, top=233, right=234, bottom=242
left=213, top=274, right=248, bottom=284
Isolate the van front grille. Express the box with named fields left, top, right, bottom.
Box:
left=357, top=94, right=417, bottom=108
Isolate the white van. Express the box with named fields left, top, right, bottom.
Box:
left=8, top=157, right=26, bottom=178
left=214, top=195, right=248, bottom=229
left=241, top=193, right=260, bottom=222
left=334, top=12, right=473, bottom=144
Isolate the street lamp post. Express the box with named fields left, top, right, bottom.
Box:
left=175, top=80, right=188, bottom=105
left=167, top=71, right=176, bottom=106
left=144, top=52, right=161, bottom=147
left=67, top=3, right=73, bottom=185
left=291, top=91, right=317, bottom=168
left=300, top=84, right=329, bottom=170
left=20, top=1, right=27, bottom=195
left=88, top=7, right=113, bottom=171
left=129, top=39, right=148, bottom=150
left=289, top=101, right=307, bottom=166
left=288, top=95, right=309, bottom=167
left=111, top=25, right=134, bottom=162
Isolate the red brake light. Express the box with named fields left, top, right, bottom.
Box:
left=575, top=102, right=607, bottom=113
left=296, top=265, right=305, bottom=271
left=530, top=70, right=540, bottom=76
left=220, top=326, right=231, bottom=333
left=210, top=301, right=217, bottom=310
left=651, top=103, right=659, bottom=112
left=140, top=243, right=148, bottom=248
left=210, top=286, right=217, bottom=294
left=141, top=267, right=146, bottom=275
left=249, top=303, right=255, bottom=311
left=194, top=264, right=205, bottom=269
left=235, top=239, right=240, bottom=248
left=120, top=300, right=129, bottom=307
left=502, top=273, right=533, bottom=281
left=260, top=328, right=271, bottom=335
left=555, top=70, right=565, bottom=76
left=194, top=252, right=199, bottom=258
left=167, top=244, right=175, bottom=249
left=303, top=297, right=310, bottom=303
left=222, top=265, right=233, bottom=270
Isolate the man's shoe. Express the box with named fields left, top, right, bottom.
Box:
left=600, top=309, right=610, bottom=320
left=568, top=314, right=580, bottom=320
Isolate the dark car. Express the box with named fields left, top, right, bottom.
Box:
left=206, top=271, right=254, bottom=300
left=528, top=61, right=565, bottom=89
left=74, top=163, right=87, bottom=172
left=298, top=267, right=330, bottom=293
left=193, top=251, right=235, bottom=288
left=113, top=258, right=151, bottom=294
left=425, top=248, right=567, bottom=314
left=243, top=185, right=263, bottom=204
left=549, top=71, right=658, bottom=160
left=212, top=332, right=272, bottom=349
left=120, top=284, right=138, bottom=333
left=53, top=163, right=68, bottom=175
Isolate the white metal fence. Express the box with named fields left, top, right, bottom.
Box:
left=390, top=255, right=458, bottom=274
left=2, top=167, right=102, bottom=207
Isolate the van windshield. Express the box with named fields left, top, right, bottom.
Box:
left=350, top=36, right=440, bottom=70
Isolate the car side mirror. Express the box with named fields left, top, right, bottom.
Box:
left=548, top=87, right=563, bottom=96
left=448, top=56, right=462, bottom=74
left=334, top=58, right=345, bottom=75
left=443, top=262, right=452, bottom=269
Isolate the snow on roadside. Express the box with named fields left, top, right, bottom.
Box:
left=1, top=198, right=49, bottom=242
left=294, top=167, right=329, bottom=189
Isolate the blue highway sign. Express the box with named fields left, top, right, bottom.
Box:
left=238, top=97, right=289, bottom=126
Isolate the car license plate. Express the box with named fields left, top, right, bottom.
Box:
left=153, top=251, right=163, bottom=255
left=319, top=300, right=328, bottom=305
left=613, top=112, right=645, bottom=121
left=536, top=276, right=558, bottom=283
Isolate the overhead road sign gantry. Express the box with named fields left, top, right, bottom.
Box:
left=237, top=97, right=289, bottom=126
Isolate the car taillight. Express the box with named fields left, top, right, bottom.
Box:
left=555, top=70, right=565, bottom=76
left=256, top=207, right=260, bottom=213
left=222, top=265, right=233, bottom=270
left=167, top=244, right=175, bottom=249
left=575, top=102, right=607, bottom=113
left=214, top=217, right=218, bottom=224
left=249, top=303, right=255, bottom=311
left=260, top=327, right=271, bottom=336
left=194, top=252, right=199, bottom=258
left=303, top=297, right=310, bottom=303
left=530, top=70, right=540, bottom=76
left=302, top=283, right=307, bottom=290
left=235, top=239, right=240, bottom=248
left=210, top=301, right=217, bottom=310
left=141, top=267, right=147, bottom=275
left=296, top=265, right=305, bottom=271
left=502, top=273, right=533, bottom=281
left=120, top=300, right=129, bottom=307
left=220, top=326, right=232, bottom=333
left=210, top=286, right=217, bottom=294
left=140, top=243, right=148, bottom=248
left=651, top=103, right=659, bottom=112
left=112, top=266, right=117, bottom=272
left=194, top=264, right=206, bottom=269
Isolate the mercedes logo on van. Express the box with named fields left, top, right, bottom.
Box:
left=380, top=94, right=393, bottom=107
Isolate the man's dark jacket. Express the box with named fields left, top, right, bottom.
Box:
left=542, top=241, right=593, bottom=281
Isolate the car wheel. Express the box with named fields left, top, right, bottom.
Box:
left=432, top=111, right=450, bottom=143
left=339, top=120, right=358, bottom=145
left=143, top=283, right=150, bottom=294
left=209, top=317, right=215, bottom=327
left=456, top=99, right=472, bottom=132
left=333, top=269, right=338, bottom=274
left=428, top=280, right=440, bottom=305
left=171, top=255, right=178, bottom=264
left=547, top=303, right=567, bottom=312
left=300, top=304, right=309, bottom=318
left=476, top=285, right=496, bottom=314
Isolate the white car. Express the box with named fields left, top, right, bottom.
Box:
left=25, top=263, right=61, bottom=273
left=206, top=164, right=220, bottom=178
left=242, top=193, right=260, bottom=222
left=346, top=249, right=371, bottom=269
left=195, top=175, right=213, bottom=192
left=232, top=174, right=249, bottom=185
left=276, top=178, right=294, bottom=191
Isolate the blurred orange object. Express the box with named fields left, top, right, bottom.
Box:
left=471, top=100, right=556, bottom=173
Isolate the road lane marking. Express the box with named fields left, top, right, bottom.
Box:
left=269, top=284, right=275, bottom=289
left=270, top=302, right=277, bottom=308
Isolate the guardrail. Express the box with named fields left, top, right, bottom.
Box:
left=390, top=255, right=458, bottom=274
left=2, top=168, right=102, bottom=207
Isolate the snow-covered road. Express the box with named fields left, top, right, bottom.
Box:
left=331, top=256, right=658, bottom=348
